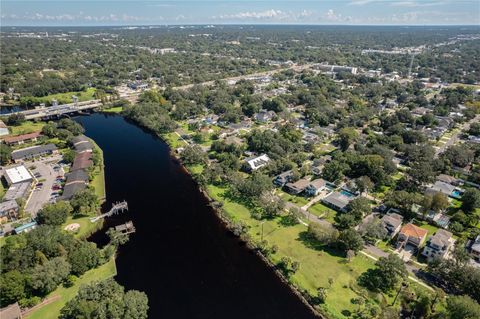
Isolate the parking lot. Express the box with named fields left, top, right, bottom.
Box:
left=24, top=155, right=65, bottom=216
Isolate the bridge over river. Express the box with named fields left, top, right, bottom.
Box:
left=1, top=99, right=104, bottom=120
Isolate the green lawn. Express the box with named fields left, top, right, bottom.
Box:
left=0, top=178, right=6, bottom=200
left=8, top=121, right=44, bottom=136
left=277, top=191, right=309, bottom=206
left=24, top=88, right=97, bottom=106
left=308, top=203, right=337, bottom=223
left=187, top=164, right=204, bottom=175
left=90, top=139, right=106, bottom=202
left=26, top=258, right=116, bottom=319
left=206, top=184, right=388, bottom=318
left=101, top=106, right=123, bottom=113
left=162, top=132, right=188, bottom=149
left=61, top=215, right=103, bottom=240
left=415, top=221, right=439, bottom=238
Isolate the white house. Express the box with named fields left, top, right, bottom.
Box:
left=245, top=154, right=270, bottom=171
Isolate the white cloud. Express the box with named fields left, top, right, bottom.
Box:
left=214, top=9, right=313, bottom=21
left=2, top=12, right=149, bottom=23
left=323, top=9, right=352, bottom=23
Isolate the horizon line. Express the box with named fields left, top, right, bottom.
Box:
left=2, top=23, right=480, bottom=28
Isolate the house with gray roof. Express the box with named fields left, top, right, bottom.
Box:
left=422, top=229, right=454, bottom=262
left=321, top=191, right=355, bottom=212
left=381, top=212, right=404, bottom=238
left=426, top=181, right=456, bottom=197
left=11, top=144, right=58, bottom=162
left=0, top=200, right=19, bottom=223
left=285, top=179, right=310, bottom=195
left=305, top=179, right=327, bottom=196
left=274, top=170, right=293, bottom=187
left=470, top=235, right=480, bottom=262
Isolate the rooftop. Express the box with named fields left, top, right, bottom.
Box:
left=3, top=131, right=41, bottom=144
left=400, top=223, right=428, bottom=240
left=4, top=165, right=33, bottom=184
left=0, top=200, right=19, bottom=213
left=11, top=144, right=57, bottom=160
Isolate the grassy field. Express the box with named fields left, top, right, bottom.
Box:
left=162, top=132, right=188, bottom=149
left=90, top=139, right=106, bottom=202
left=7, top=121, right=44, bottom=136
left=26, top=258, right=117, bottom=319
left=277, top=190, right=310, bottom=206
left=308, top=203, right=337, bottom=223
left=0, top=178, right=6, bottom=200
left=61, top=215, right=103, bottom=239
left=206, top=184, right=391, bottom=318
left=101, top=106, right=123, bottom=113
left=25, top=88, right=97, bottom=106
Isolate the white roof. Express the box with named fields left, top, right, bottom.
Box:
left=246, top=154, right=270, bottom=170
left=4, top=165, right=33, bottom=184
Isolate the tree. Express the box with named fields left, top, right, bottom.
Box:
left=70, top=189, right=98, bottom=216
left=107, top=227, right=130, bottom=246
left=337, top=228, right=364, bottom=254
left=0, top=270, right=27, bottom=306
left=462, top=189, right=480, bottom=213
left=67, top=241, right=100, bottom=276
left=36, top=201, right=72, bottom=226
left=258, top=193, right=285, bottom=218
left=356, top=176, right=373, bottom=195
left=6, top=113, right=26, bottom=126
left=0, top=144, right=12, bottom=165
left=431, top=192, right=450, bottom=213
left=317, top=287, right=328, bottom=304
left=307, top=222, right=339, bottom=246
left=359, top=254, right=408, bottom=292
left=180, top=145, right=207, bottom=165
left=338, top=127, right=359, bottom=151
left=346, top=197, right=371, bottom=220
left=359, top=216, right=387, bottom=244
left=445, top=295, right=480, bottom=319
left=63, top=149, right=76, bottom=164
left=60, top=279, right=148, bottom=319
left=30, top=257, right=71, bottom=295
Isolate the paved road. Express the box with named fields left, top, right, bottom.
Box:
left=435, top=114, right=480, bottom=156
left=25, top=155, right=64, bottom=216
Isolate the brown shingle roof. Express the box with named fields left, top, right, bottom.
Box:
left=3, top=132, right=41, bottom=144
left=72, top=152, right=93, bottom=171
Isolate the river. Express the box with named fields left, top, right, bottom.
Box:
left=76, top=113, right=317, bottom=319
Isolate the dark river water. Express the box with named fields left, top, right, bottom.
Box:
left=76, top=113, right=316, bottom=319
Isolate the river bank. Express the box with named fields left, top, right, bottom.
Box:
left=76, top=113, right=318, bottom=319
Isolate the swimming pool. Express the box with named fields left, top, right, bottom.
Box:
left=340, top=190, right=356, bottom=198
left=451, top=189, right=463, bottom=198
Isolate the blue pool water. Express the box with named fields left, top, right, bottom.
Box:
left=340, top=190, right=356, bottom=198
left=451, top=190, right=463, bottom=198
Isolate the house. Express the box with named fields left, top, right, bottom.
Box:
left=436, top=174, right=459, bottom=186
left=311, top=156, right=332, bottom=175
left=128, top=81, right=149, bottom=90
left=381, top=212, right=404, bottom=238
left=3, top=131, right=42, bottom=146
left=427, top=181, right=456, bottom=197
left=65, top=169, right=89, bottom=185
left=0, top=200, right=19, bottom=223
left=3, top=165, right=33, bottom=185
left=11, top=144, right=58, bottom=162
left=302, top=132, right=319, bottom=144
left=61, top=183, right=87, bottom=201
left=469, top=235, right=480, bottom=262
left=321, top=191, right=355, bottom=212
left=71, top=135, right=93, bottom=153
left=72, top=152, right=93, bottom=171
left=397, top=224, right=428, bottom=248
left=245, top=154, right=270, bottom=171
left=255, top=110, right=276, bottom=123
left=422, top=229, right=454, bottom=262
left=274, top=170, right=293, bottom=187
left=0, top=119, right=9, bottom=136
left=285, top=179, right=310, bottom=195
left=4, top=182, right=31, bottom=201
left=0, top=302, right=22, bottom=319
left=305, top=179, right=327, bottom=196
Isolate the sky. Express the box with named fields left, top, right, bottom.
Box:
left=1, top=0, right=479, bottom=26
